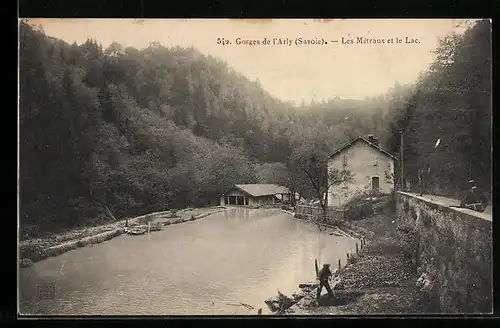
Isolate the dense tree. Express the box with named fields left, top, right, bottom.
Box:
left=290, top=136, right=353, bottom=219
left=254, top=163, right=289, bottom=186
left=19, top=22, right=285, bottom=235
left=384, top=20, right=491, bottom=199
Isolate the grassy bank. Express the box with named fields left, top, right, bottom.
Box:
left=284, top=208, right=423, bottom=315
left=19, top=206, right=226, bottom=266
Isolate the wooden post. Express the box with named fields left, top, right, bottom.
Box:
left=400, top=130, right=404, bottom=191
left=338, top=259, right=341, bottom=270
left=356, top=243, right=359, bottom=255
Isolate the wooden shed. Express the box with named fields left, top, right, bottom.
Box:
left=220, top=184, right=290, bottom=207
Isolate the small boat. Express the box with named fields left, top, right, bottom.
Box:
left=149, top=224, right=163, bottom=232
left=298, top=282, right=318, bottom=289
left=125, top=227, right=147, bottom=235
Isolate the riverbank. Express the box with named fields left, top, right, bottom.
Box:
left=292, top=213, right=360, bottom=240
left=19, top=206, right=226, bottom=266
left=282, top=210, right=422, bottom=315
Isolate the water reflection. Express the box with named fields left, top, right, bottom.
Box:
left=19, top=209, right=358, bottom=316
left=225, top=207, right=277, bottom=221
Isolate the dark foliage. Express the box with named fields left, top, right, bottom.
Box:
left=384, top=20, right=492, bottom=199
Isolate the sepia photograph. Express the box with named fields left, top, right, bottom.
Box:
left=18, top=18, right=492, bottom=316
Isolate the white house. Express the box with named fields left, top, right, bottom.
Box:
left=327, top=135, right=397, bottom=208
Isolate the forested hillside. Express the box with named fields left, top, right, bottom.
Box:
left=19, top=19, right=491, bottom=236
left=384, top=19, right=491, bottom=198
left=20, top=21, right=294, bottom=233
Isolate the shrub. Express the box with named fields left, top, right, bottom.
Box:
left=325, top=216, right=343, bottom=226
left=343, top=192, right=370, bottom=208
left=365, top=239, right=401, bottom=255
left=138, top=215, right=154, bottom=225
left=347, top=253, right=358, bottom=265
left=343, top=194, right=375, bottom=220
left=397, top=222, right=419, bottom=270
left=403, top=199, right=410, bottom=214
left=385, top=193, right=397, bottom=212
left=420, top=211, right=432, bottom=228
left=20, top=224, right=41, bottom=240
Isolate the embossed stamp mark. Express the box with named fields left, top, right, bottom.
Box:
left=37, top=282, right=55, bottom=300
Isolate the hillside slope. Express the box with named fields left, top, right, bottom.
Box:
left=18, top=21, right=426, bottom=236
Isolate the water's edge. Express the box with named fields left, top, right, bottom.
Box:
left=267, top=211, right=364, bottom=315
left=19, top=207, right=227, bottom=265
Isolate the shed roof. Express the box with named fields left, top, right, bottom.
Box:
left=329, top=136, right=398, bottom=160
left=232, top=184, right=290, bottom=197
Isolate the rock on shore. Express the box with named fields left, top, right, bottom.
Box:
left=20, top=258, right=34, bottom=268
left=265, top=291, right=296, bottom=314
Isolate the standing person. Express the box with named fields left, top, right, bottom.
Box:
left=460, top=180, right=487, bottom=212
left=418, top=168, right=423, bottom=196
left=418, top=165, right=430, bottom=196
left=403, top=178, right=410, bottom=192
left=317, top=263, right=334, bottom=300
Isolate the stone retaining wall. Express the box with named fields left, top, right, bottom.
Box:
left=395, top=192, right=492, bottom=314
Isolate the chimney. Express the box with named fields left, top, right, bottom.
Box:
left=368, top=135, right=380, bottom=146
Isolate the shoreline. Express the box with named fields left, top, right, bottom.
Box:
left=19, top=206, right=227, bottom=266
left=262, top=211, right=365, bottom=315
left=291, top=213, right=363, bottom=241
left=269, top=208, right=420, bottom=315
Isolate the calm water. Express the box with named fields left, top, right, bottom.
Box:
left=19, top=208, right=358, bottom=316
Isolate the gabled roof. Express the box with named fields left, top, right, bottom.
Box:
left=232, top=184, right=290, bottom=197
left=329, top=136, right=398, bottom=160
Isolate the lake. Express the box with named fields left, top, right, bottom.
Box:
left=19, top=208, right=358, bottom=315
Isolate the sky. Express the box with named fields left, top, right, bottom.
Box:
left=25, top=19, right=478, bottom=105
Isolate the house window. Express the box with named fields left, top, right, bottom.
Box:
left=343, top=155, right=348, bottom=166
left=372, top=156, right=379, bottom=166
